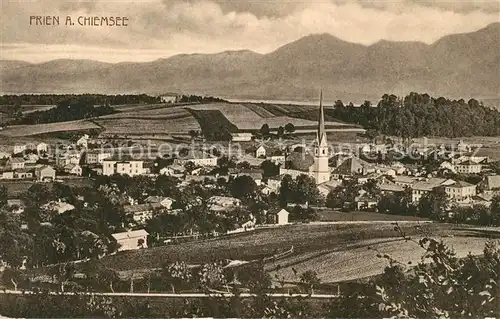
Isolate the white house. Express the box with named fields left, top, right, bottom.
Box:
left=445, top=181, right=477, bottom=202
left=64, top=164, right=83, bottom=176
left=455, top=160, right=482, bottom=174
left=8, top=157, right=25, bottom=170
left=35, top=165, right=56, bottom=182
left=36, top=142, right=49, bottom=153
left=24, top=153, right=39, bottom=164
left=231, top=132, right=253, bottom=142
left=13, top=144, right=27, bottom=155
left=175, top=150, right=218, bottom=167
left=255, top=145, right=267, bottom=158
left=111, top=229, right=149, bottom=251
left=76, top=134, right=90, bottom=149
left=102, top=158, right=145, bottom=176
left=268, top=208, right=289, bottom=225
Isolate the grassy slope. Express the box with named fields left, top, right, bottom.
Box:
left=101, top=222, right=466, bottom=272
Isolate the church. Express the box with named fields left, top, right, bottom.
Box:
left=280, top=91, right=331, bottom=184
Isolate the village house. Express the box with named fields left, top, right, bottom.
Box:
left=267, top=208, right=289, bottom=225
left=354, top=195, right=378, bottom=211
left=231, top=132, right=253, bottom=142
left=455, top=160, right=482, bottom=174
left=159, top=93, right=178, bottom=103
left=85, top=150, right=112, bottom=165
left=6, top=199, right=26, bottom=214
left=24, top=153, right=39, bottom=164
left=317, top=180, right=342, bottom=197
left=42, top=201, right=76, bottom=214
left=331, top=157, right=371, bottom=179
left=64, top=163, right=83, bottom=176
left=124, top=203, right=162, bottom=224
left=254, top=145, right=268, bottom=158
left=175, top=150, right=218, bottom=167
left=36, top=142, right=49, bottom=153
left=444, top=181, right=477, bottom=203
left=144, top=196, right=174, bottom=209
left=392, top=175, right=419, bottom=188
left=456, top=140, right=470, bottom=153
left=480, top=175, right=500, bottom=192
left=13, top=169, right=33, bottom=180
left=1, top=171, right=14, bottom=180
left=379, top=182, right=405, bottom=195
left=8, top=157, right=25, bottom=170
left=102, top=156, right=145, bottom=176
left=411, top=178, right=456, bottom=203
left=76, top=134, right=90, bottom=149
left=112, top=229, right=148, bottom=251
left=208, top=196, right=241, bottom=212
left=13, top=144, right=27, bottom=155
left=35, top=165, right=56, bottom=182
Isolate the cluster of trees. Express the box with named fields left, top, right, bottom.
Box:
left=279, top=174, right=323, bottom=207
left=259, top=123, right=296, bottom=139
left=326, top=179, right=381, bottom=211
left=0, top=182, right=127, bottom=271
left=177, top=95, right=227, bottom=103
left=331, top=93, right=500, bottom=137
left=187, top=109, right=238, bottom=141
left=13, top=99, right=116, bottom=125
left=0, top=94, right=161, bottom=106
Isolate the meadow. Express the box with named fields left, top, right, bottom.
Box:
left=100, top=222, right=485, bottom=276
left=0, top=119, right=101, bottom=137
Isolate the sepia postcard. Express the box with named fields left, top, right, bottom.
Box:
left=0, top=1, right=499, bottom=318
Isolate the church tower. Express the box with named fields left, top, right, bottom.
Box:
left=310, top=90, right=330, bottom=184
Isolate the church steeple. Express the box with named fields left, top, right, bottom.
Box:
left=317, top=89, right=327, bottom=145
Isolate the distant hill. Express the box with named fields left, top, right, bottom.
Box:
left=1, top=23, right=499, bottom=102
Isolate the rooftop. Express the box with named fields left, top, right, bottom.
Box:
left=111, top=229, right=148, bottom=241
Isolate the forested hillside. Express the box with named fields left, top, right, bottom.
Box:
left=331, top=93, right=500, bottom=138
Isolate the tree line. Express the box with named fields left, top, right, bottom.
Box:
left=0, top=94, right=161, bottom=106
left=11, top=99, right=117, bottom=125
left=331, top=92, right=500, bottom=137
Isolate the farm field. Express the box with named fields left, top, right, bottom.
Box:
left=100, top=222, right=485, bottom=274
left=317, top=210, right=429, bottom=222
left=268, top=235, right=492, bottom=283
left=0, top=119, right=101, bottom=137
left=0, top=178, right=93, bottom=197
left=94, top=117, right=199, bottom=136
left=189, top=103, right=356, bottom=131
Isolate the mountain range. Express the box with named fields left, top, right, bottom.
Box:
left=1, top=22, right=499, bottom=102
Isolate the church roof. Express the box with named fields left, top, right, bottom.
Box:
left=317, top=90, right=327, bottom=146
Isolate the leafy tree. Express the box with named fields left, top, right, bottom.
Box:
left=259, top=123, right=270, bottom=136
left=1, top=267, right=26, bottom=291
left=284, top=123, right=296, bottom=134
left=277, top=126, right=285, bottom=138
left=374, top=234, right=500, bottom=318
left=299, top=270, right=321, bottom=294
left=333, top=100, right=344, bottom=108
left=418, top=187, right=449, bottom=220
left=0, top=185, right=7, bottom=208
left=229, top=175, right=257, bottom=199
left=161, top=261, right=193, bottom=293
left=260, top=160, right=280, bottom=178
left=490, top=195, right=500, bottom=226
left=0, top=210, right=32, bottom=267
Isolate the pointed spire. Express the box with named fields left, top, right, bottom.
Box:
left=318, top=89, right=326, bottom=144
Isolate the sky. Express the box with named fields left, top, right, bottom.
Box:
left=1, top=0, right=499, bottom=63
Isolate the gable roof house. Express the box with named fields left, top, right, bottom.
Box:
left=35, top=165, right=56, bottom=182
left=111, top=229, right=148, bottom=251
